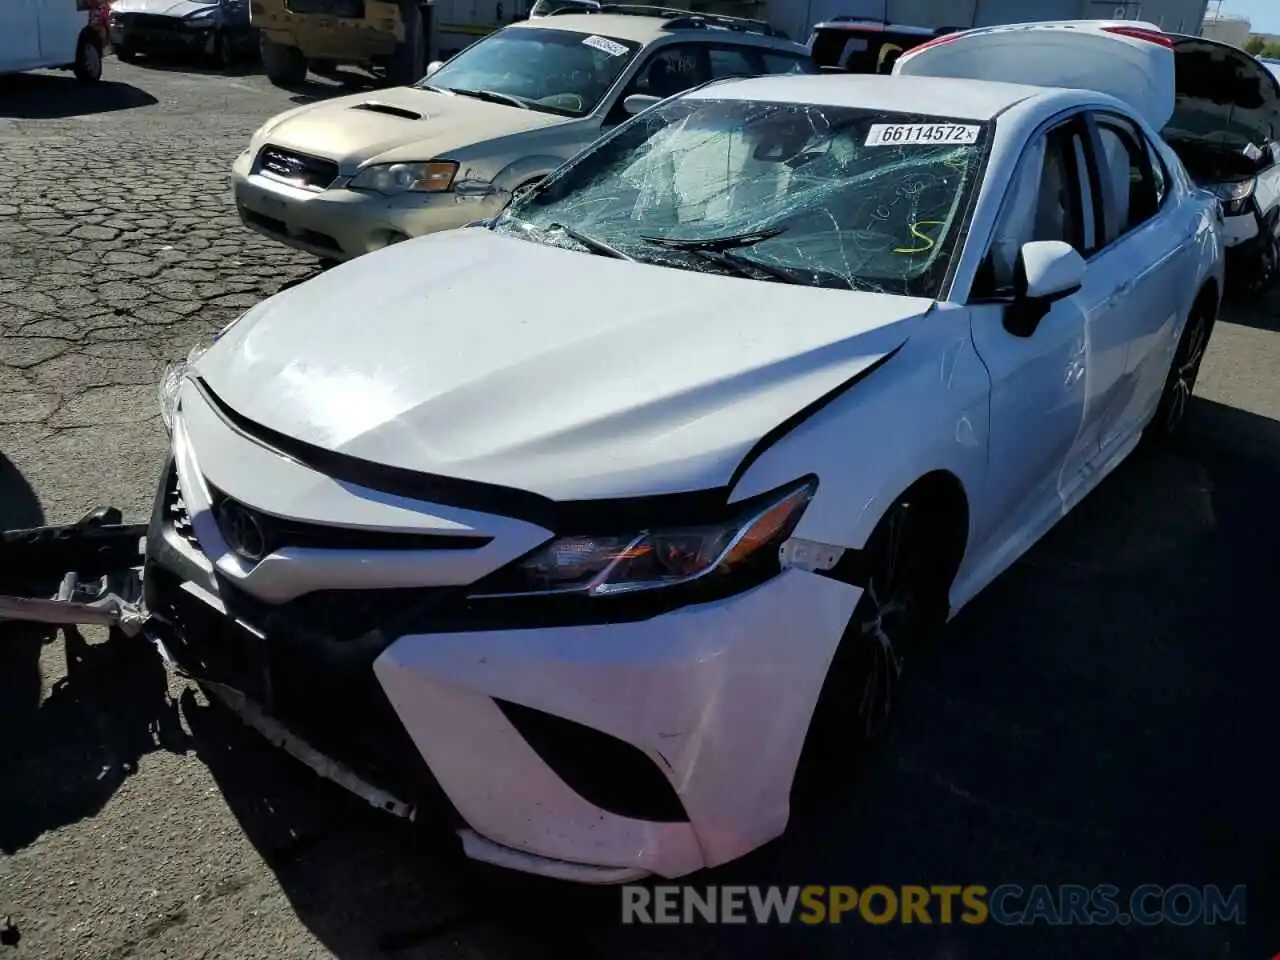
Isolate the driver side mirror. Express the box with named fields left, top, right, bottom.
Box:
left=424, top=60, right=443, bottom=78
left=1003, top=240, right=1085, bottom=338
left=623, top=93, right=661, bottom=115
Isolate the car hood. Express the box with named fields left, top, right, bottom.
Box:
left=111, top=0, right=216, bottom=15
left=194, top=229, right=927, bottom=502
left=255, top=87, right=567, bottom=171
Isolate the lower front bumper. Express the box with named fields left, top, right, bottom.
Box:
left=231, top=151, right=506, bottom=261
left=110, top=26, right=214, bottom=54
left=143, top=447, right=861, bottom=881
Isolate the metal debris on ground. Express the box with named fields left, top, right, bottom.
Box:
left=0, top=507, right=147, bottom=636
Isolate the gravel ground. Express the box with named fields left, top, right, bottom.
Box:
left=1, top=58, right=1279, bottom=960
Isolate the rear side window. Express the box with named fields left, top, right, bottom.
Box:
left=1091, top=114, right=1162, bottom=245
left=759, top=52, right=819, bottom=75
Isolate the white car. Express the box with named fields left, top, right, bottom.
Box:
left=230, top=8, right=815, bottom=263
left=146, top=22, right=1224, bottom=883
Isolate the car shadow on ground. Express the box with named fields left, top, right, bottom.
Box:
left=175, top=403, right=1280, bottom=960
left=0, top=74, right=158, bottom=119
left=112, top=50, right=261, bottom=79
left=1222, top=283, right=1280, bottom=332
left=0, top=454, right=190, bottom=855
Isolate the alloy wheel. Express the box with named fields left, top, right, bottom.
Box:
left=1162, top=313, right=1210, bottom=433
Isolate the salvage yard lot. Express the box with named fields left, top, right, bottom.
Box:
left=2, top=61, right=1279, bottom=960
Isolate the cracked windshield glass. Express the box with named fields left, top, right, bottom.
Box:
left=498, top=97, right=990, bottom=295
left=416, top=28, right=641, bottom=117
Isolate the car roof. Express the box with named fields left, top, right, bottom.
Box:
left=810, top=19, right=938, bottom=37
left=510, top=12, right=797, bottom=48
left=684, top=73, right=1045, bottom=121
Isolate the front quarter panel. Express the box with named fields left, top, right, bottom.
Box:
left=731, top=305, right=990, bottom=584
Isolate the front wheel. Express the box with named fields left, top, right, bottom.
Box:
left=210, top=30, right=234, bottom=71
left=74, top=34, right=104, bottom=83
left=260, top=35, right=308, bottom=87
left=792, top=495, right=954, bottom=805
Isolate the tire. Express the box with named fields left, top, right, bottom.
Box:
left=792, top=493, right=957, bottom=806
left=1246, top=230, right=1280, bottom=296
left=1148, top=301, right=1215, bottom=441
left=388, top=2, right=425, bottom=87
left=260, top=34, right=308, bottom=87
left=74, top=33, right=104, bottom=83
left=116, top=46, right=139, bottom=64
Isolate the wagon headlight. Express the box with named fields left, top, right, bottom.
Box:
left=349, top=161, right=458, bottom=195
left=469, top=480, right=816, bottom=599
left=1210, top=177, right=1255, bottom=216
left=185, top=14, right=217, bottom=27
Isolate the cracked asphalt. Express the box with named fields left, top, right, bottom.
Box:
left=2, top=59, right=1280, bottom=960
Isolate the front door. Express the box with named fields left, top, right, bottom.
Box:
left=967, top=114, right=1111, bottom=558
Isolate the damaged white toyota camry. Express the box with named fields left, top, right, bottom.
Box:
left=146, top=21, right=1223, bottom=883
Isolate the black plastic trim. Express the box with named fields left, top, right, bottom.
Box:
left=495, top=699, right=688, bottom=822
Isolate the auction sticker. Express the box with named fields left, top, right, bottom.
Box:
left=865, top=123, right=981, bottom=146
left=582, top=35, right=630, bottom=56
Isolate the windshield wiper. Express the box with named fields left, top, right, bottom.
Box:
left=661, top=247, right=808, bottom=285
left=447, top=87, right=531, bottom=110
left=547, top=222, right=634, bottom=261
left=638, top=226, right=788, bottom=252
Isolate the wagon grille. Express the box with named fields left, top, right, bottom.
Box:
left=256, top=145, right=340, bottom=190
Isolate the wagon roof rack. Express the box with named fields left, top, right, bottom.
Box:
left=545, top=3, right=786, bottom=39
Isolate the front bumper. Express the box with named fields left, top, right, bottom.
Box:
left=144, top=381, right=861, bottom=881
left=231, top=148, right=507, bottom=261
left=110, top=21, right=216, bottom=54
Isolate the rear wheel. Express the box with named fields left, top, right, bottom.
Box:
left=260, top=34, right=308, bottom=87
left=388, top=2, right=425, bottom=87
left=1149, top=302, right=1215, bottom=441
left=74, top=33, right=103, bottom=83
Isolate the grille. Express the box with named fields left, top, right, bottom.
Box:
left=122, top=13, right=184, bottom=31
left=164, top=471, right=201, bottom=550
left=207, top=487, right=491, bottom=563
left=257, top=145, right=340, bottom=190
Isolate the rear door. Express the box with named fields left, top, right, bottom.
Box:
left=0, top=0, right=43, bottom=67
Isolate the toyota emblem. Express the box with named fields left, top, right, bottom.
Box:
left=217, top=500, right=268, bottom=562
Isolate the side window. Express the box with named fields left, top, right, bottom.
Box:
left=707, top=46, right=758, bottom=81
left=976, top=122, right=1088, bottom=296
left=1092, top=115, right=1161, bottom=245
left=624, top=44, right=709, bottom=100
left=759, top=52, right=819, bottom=75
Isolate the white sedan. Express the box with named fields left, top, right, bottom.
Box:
left=145, top=22, right=1224, bottom=883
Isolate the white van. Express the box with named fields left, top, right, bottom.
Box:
left=0, top=0, right=106, bottom=82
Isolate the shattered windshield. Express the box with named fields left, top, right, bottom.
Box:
left=416, top=28, right=641, bottom=118
left=497, top=97, right=989, bottom=296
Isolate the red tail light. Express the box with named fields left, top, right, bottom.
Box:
left=900, top=30, right=963, bottom=57
left=1102, top=25, right=1174, bottom=47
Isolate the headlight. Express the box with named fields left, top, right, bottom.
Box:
left=469, top=480, right=816, bottom=600
left=1210, top=177, right=1255, bottom=216
left=185, top=15, right=217, bottom=27
left=349, top=161, right=458, bottom=196
left=157, top=313, right=248, bottom=433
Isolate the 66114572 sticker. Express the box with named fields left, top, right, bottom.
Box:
left=865, top=123, right=981, bottom=147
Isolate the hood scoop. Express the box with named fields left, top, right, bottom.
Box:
left=349, top=101, right=423, bottom=121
